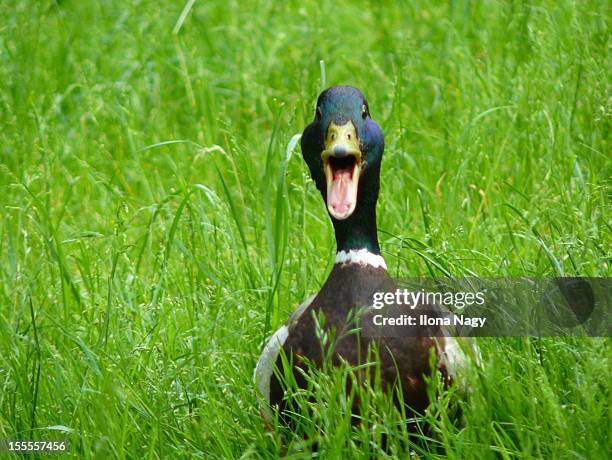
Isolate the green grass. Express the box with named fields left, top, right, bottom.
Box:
left=0, top=0, right=610, bottom=458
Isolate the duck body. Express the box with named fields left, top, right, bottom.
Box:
left=267, top=258, right=447, bottom=418
left=255, top=86, right=469, bottom=423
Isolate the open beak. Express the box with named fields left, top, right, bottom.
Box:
left=321, top=121, right=362, bottom=220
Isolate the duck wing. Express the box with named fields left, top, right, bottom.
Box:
left=254, top=295, right=316, bottom=421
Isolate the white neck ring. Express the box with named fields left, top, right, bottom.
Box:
left=335, top=249, right=387, bottom=270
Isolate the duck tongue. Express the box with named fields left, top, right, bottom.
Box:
left=326, top=165, right=359, bottom=220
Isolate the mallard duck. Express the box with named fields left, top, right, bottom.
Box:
left=255, top=86, right=471, bottom=423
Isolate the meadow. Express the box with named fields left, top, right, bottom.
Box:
left=0, top=0, right=610, bottom=458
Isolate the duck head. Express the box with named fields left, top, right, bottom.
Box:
left=301, top=86, right=385, bottom=254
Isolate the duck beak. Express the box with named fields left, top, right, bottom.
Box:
left=321, top=121, right=362, bottom=220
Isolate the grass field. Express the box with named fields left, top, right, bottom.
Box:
left=0, top=0, right=610, bottom=458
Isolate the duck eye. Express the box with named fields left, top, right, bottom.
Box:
left=316, top=106, right=322, bottom=120
left=361, top=104, right=368, bottom=119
